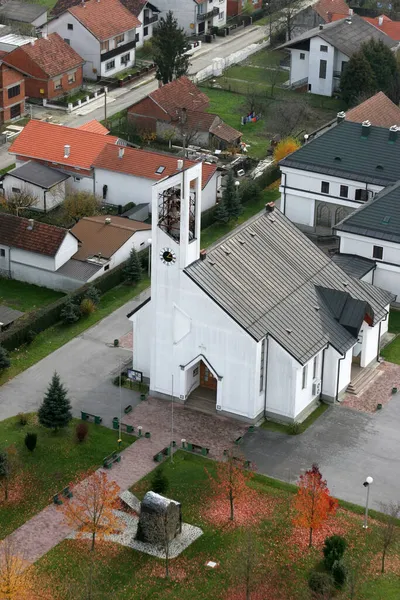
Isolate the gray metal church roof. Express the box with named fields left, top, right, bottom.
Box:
left=331, top=254, right=376, bottom=279
left=334, top=181, right=400, bottom=244
left=185, top=208, right=393, bottom=364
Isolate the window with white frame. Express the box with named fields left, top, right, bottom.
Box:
left=53, top=78, right=62, bottom=90
left=219, top=10, right=224, bottom=19
left=105, top=60, right=115, bottom=71
left=68, top=71, right=76, bottom=84
left=259, top=338, right=266, bottom=392
left=302, top=365, right=308, bottom=389
left=0, top=249, right=5, bottom=257
left=121, top=53, right=130, bottom=65
left=373, top=245, right=383, bottom=260
left=300, top=52, right=305, bottom=60
left=115, top=34, right=124, bottom=45
left=11, top=187, right=21, bottom=193
left=100, top=40, right=109, bottom=52
left=313, top=355, right=318, bottom=379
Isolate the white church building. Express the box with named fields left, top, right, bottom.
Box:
left=128, top=164, right=393, bottom=423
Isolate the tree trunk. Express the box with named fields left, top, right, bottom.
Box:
left=91, top=531, right=96, bottom=552
left=88, top=554, right=94, bottom=600
left=309, top=527, right=313, bottom=548
left=4, top=477, right=8, bottom=501
left=229, top=490, right=234, bottom=521
left=381, top=547, right=386, bottom=574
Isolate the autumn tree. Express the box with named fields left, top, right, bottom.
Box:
left=59, top=471, right=121, bottom=552
left=0, top=451, right=10, bottom=501
left=152, top=11, right=189, bottom=85
left=273, top=137, right=301, bottom=162
left=292, top=463, right=338, bottom=547
left=64, top=191, right=101, bottom=223
left=0, top=539, right=29, bottom=600
left=206, top=450, right=252, bottom=521
left=378, top=502, right=400, bottom=573
left=38, top=372, right=72, bottom=432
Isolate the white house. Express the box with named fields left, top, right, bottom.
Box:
left=45, top=0, right=141, bottom=80
left=152, top=0, right=227, bottom=36
left=279, top=120, right=400, bottom=233
left=129, top=0, right=159, bottom=48
left=128, top=163, right=392, bottom=424
left=278, top=14, right=396, bottom=96
left=93, top=143, right=220, bottom=212
left=334, top=182, right=400, bottom=302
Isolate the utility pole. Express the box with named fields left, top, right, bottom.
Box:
left=170, top=374, right=174, bottom=463
left=104, top=89, right=107, bottom=126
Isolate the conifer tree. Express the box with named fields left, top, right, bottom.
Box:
left=0, top=345, right=10, bottom=371
left=124, top=247, right=142, bottom=284
left=223, top=170, right=243, bottom=221
left=38, top=372, right=72, bottom=432
left=60, top=298, right=80, bottom=325
left=340, top=52, right=376, bottom=107
left=214, top=196, right=230, bottom=224
left=152, top=11, right=190, bottom=84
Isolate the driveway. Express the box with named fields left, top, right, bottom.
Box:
left=0, top=289, right=150, bottom=424
left=243, top=400, right=400, bottom=511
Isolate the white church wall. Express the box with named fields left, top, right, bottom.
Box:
left=360, top=320, right=380, bottom=367
left=338, top=348, right=352, bottom=395
left=131, top=299, right=152, bottom=378
left=321, top=345, right=339, bottom=401
left=265, top=337, right=297, bottom=419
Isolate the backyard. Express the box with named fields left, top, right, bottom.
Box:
left=0, top=278, right=64, bottom=312
left=0, top=415, right=134, bottom=539
left=32, top=452, right=400, bottom=599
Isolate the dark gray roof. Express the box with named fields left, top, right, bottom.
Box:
left=280, top=121, right=400, bottom=186
left=6, top=161, right=69, bottom=189
left=185, top=209, right=393, bottom=364
left=277, top=14, right=396, bottom=56
left=56, top=259, right=102, bottom=281
left=0, top=1, right=47, bottom=22
left=0, top=304, right=24, bottom=327
left=331, top=254, right=376, bottom=279
left=334, top=181, right=400, bottom=243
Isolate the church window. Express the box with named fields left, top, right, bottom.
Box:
left=302, top=365, right=308, bottom=389
left=259, top=338, right=266, bottom=392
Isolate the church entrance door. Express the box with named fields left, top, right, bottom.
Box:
left=200, top=361, right=217, bottom=391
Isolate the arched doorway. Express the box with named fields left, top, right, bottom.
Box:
left=335, top=206, right=348, bottom=224
left=186, top=359, right=218, bottom=414
left=316, top=203, right=332, bottom=228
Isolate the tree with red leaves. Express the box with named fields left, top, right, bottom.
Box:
left=206, top=451, right=253, bottom=521
left=293, top=463, right=338, bottom=548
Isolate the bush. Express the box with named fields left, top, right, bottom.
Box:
left=323, top=535, right=347, bottom=571
left=24, top=432, right=37, bottom=452
left=239, top=178, right=261, bottom=206
left=151, top=466, right=169, bottom=494
left=26, top=329, right=37, bottom=344
left=201, top=205, right=217, bottom=230
left=0, top=344, right=10, bottom=370
left=84, top=286, right=101, bottom=306
left=255, top=165, right=281, bottom=191
left=76, top=422, right=89, bottom=443
left=332, top=560, right=347, bottom=589
left=308, top=571, right=334, bottom=597
left=17, top=412, right=27, bottom=426
left=80, top=298, right=96, bottom=316
left=60, top=298, right=80, bottom=325
left=288, top=421, right=301, bottom=435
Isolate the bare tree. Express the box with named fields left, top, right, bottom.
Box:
left=267, top=98, right=315, bottom=138
left=244, top=86, right=265, bottom=115
left=5, top=186, right=38, bottom=214
left=279, top=0, right=303, bottom=41
left=378, top=502, right=400, bottom=574
left=266, top=55, right=285, bottom=98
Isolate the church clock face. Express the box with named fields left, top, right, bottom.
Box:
left=160, top=247, right=177, bottom=265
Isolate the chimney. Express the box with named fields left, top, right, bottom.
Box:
left=389, top=125, right=398, bottom=143
left=30, top=39, right=35, bottom=46
left=361, top=120, right=371, bottom=138
left=43, top=32, right=47, bottom=39
left=319, top=24, right=323, bottom=30
left=337, top=111, right=346, bottom=123
left=64, top=144, right=70, bottom=158
left=265, top=202, right=275, bottom=213
left=105, top=217, right=111, bottom=224
left=27, top=218, right=34, bottom=231
left=118, top=147, right=124, bottom=159
left=181, top=107, right=187, bottom=124
left=200, top=249, right=207, bottom=261
left=177, top=158, right=183, bottom=170
left=378, top=15, right=383, bottom=25
left=349, top=8, right=353, bottom=15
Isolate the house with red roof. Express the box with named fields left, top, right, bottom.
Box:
left=291, top=0, right=350, bottom=38
left=0, top=54, right=26, bottom=123
left=330, top=13, right=400, bottom=42
left=46, top=0, right=141, bottom=80
left=128, top=77, right=242, bottom=150
left=148, top=0, right=227, bottom=36
left=3, top=33, right=84, bottom=101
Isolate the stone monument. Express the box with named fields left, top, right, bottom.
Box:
left=136, top=491, right=182, bottom=546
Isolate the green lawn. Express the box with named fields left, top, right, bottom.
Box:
left=261, top=402, right=329, bottom=435
left=223, top=64, right=288, bottom=86
left=201, top=188, right=280, bottom=248
left=0, top=415, right=134, bottom=539
left=33, top=452, right=400, bottom=599
left=0, top=278, right=149, bottom=387
left=380, top=309, right=400, bottom=364
left=0, top=278, right=64, bottom=312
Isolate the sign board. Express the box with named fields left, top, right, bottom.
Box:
left=127, top=369, right=143, bottom=383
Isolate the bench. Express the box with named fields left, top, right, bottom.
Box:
left=53, top=486, right=73, bottom=505
left=234, top=436, right=243, bottom=445
left=184, top=441, right=209, bottom=456
left=124, top=404, right=133, bottom=414
left=81, top=411, right=102, bottom=425
left=103, top=452, right=121, bottom=469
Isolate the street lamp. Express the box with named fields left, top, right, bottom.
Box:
left=147, top=238, right=152, bottom=277
left=363, top=476, right=373, bottom=529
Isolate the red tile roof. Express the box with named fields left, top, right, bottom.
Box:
left=0, top=213, right=70, bottom=256
left=149, top=77, right=209, bottom=117
left=345, top=92, right=400, bottom=127
left=363, top=15, right=400, bottom=40
left=9, top=120, right=118, bottom=171
left=69, top=0, right=141, bottom=41
left=9, top=33, right=84, bottom=77
left=93, top=144, right=217, bottom=189
left=313, top=0, right=350, bottom=21
left=77, top=119, right=110, bottom=135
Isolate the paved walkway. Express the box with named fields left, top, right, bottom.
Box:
left=342, top=361, right=400, bottom=413
left=5, top=398, right=246, bottom=564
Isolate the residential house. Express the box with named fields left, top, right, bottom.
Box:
left=45, top=0, right=141, bottom=80
left=93, top=143, right=219, bottom=211
left=0, top=2, right=48, bottom=34
left=127, top=76, right=242, bottom=149
left=331, top=13, right=400, bottom=43
left=77, top=119, right=110, bottom=135
left=334, top=182, right=400, bottom=302
left=278, top=120, right=400, bottom=233
left=0, top=212, right=79, bottom=289
left=227, top=0, right=262, bottom=18
left=3, top=33, right=84, bottom=101
left=0, top=55, right=26, bottom=123
left=151, top=0, right=227, bottom=36
left=291, top=0, right=349, bottom=38
left=278, top=14, right=396, bottom=96
left=8, top=119, right=121, bottom=200
left=129, top=163, right=392, bottom=424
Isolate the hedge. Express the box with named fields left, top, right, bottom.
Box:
left=255, top=164, right=280, bottom=190
left=0, top=248, right=148, bottom=352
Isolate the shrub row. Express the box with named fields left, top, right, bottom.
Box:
left=0, top=248, right=148, bottom=352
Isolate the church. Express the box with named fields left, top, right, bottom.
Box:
left=128, top=162, right=392, bottom=423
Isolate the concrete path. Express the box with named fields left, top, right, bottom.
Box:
left=0, top=288, right=150, bottom=424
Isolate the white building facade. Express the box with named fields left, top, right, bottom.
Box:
left=153, top=0, right=227, bottom=36
left=135, top=2, right=159, bottom=48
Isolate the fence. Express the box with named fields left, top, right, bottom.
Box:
left=43, top=87, right=107, bottom=114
